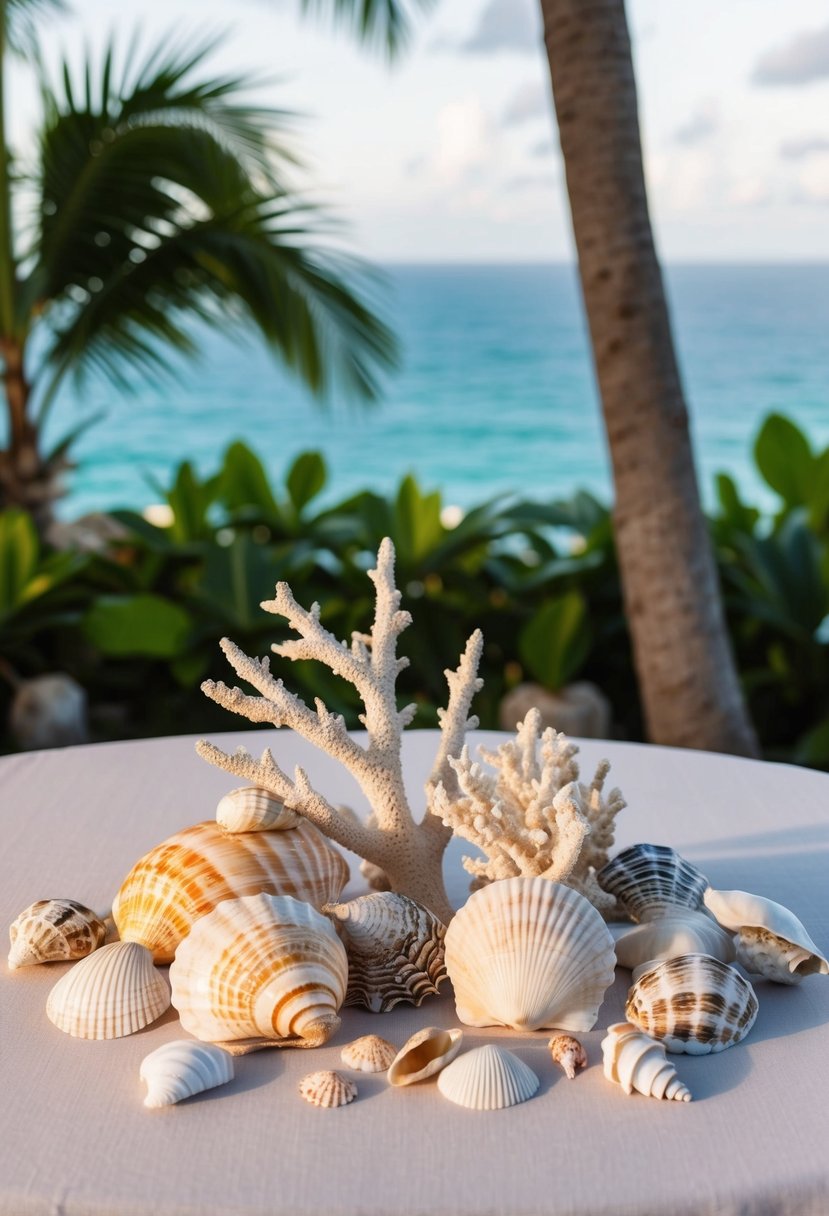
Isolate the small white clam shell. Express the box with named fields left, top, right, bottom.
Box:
left=8, top=899, right=107, bottom=969
left=625, top=953, right=758, bottom=1054
left=340, top=1035, right=397, bottom=1073
left=298, top=1071, right=357, bottom=1108
left=216, top=787, right=299, bottom=833
left=387, top=1027, right=463, bottom=1086
left=704, top=888, right=828, bottom=984
left=46, top=941, right=170, bottom=1039
left=437, top=1045, right=539, bottom=1111
left=140, top=1041, right=234, bottom=1108
left=602, top=1022, right=691, bottom=1102
left=615, top=910, right=736, bottom=976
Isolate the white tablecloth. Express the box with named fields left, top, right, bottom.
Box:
left=1, top=730, right=828, bottom=1216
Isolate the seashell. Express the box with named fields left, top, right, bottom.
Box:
left=46, top=941, right=170, bottom=1039
left=625, top=953, right=758, bottom=1054
left=140, top=1040, right=234, bottom=1108
left=597, top=844, right=709, bottom=923
left=170, top=893, right=347, bottom=1050
left=703, top=888, right=829, bottom=985
left=8, top=899, right=107, bottom=969
left=112, top=818, right=348, bottom=964
left=387, top=1027, right=463, bottom=1086
left=340, top=1035, right=398, bottom=1073
left=216, top=786, right=299, bottom=833
left=298, top=1071, right=357, bottom=1108
left=444, top=877, right=616, bottom=1032
left=602, top=1022, right=692, bottom=1102
left=323, top=892, right=446, bottom=1013
left=437, top=1045, right=539, bottom=1111
left=615, top=909, right=736, bottom=978
left=548, top=1034, right=587, bottom=1080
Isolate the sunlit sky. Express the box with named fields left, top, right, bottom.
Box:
left=9, top=0, right=829, bottom=262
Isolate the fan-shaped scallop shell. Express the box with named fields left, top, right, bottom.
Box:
left=387, top=1027, right=463, bottom=1086
left=8, top=899, right=107, bottom=969
left=140, top=1040, right=234, bottom=1108
left=548, top=1034, right=587, bottom=1080
left=340, top=1035, right=398, bottom=1073
left=298, top=1071, right=356, bottom=1108
left=216, top=786, right=299, bottom=833
left=602, top=1022, right=692, bottom=1102
left=46, top=941, right=170, bottom=1039
left=324, top=892, right=446, bottom=1013
left=704, top=888, right=829, bottom=985
left=169, top=893, right=347, bottom=1050
left=437, top=1045, right=539, bottom=1111
left=112, top=818, right=348, bottom=963
left=444, top=877, right=616, bottom=1032
left=625, top=953, right=758, bottom=1054
left=597, top=844, right=709, bottom=923
left=615, top=909, right=736, bottom=979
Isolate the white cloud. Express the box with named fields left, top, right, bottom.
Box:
left=780, top=136, right=829, bottom=159
left=503, top=80, right=550, bottom=126
left=752, top=23, right=829, bottom=85
left=432, top=95, right=496, bottom=187
left=459, top=0, right=540, bottom=54
left=793, top=155, right=829, bottom=203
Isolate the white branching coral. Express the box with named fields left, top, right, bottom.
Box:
left=196, top=538, right=482, bottom=924
left=430, top=709, right=625, bottom=914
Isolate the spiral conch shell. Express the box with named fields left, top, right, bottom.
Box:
left=8, top=899, right=106, bottom=969
left=216, top=786, right=299, bottom=833
left=324, top=892, right=446, bottom=1013
left=437, top=1045, right=539, bottom=1111
left=625, top=953, right=758, bottom=1054
left=602, top=1022, right=692, bottom=1102
left=140, top=1041, right=234, bottom=1108
left=549, top=1034, right=587, bottom=1080
left=703, top=888, right=829, bottom=985
left=444, top=877, right=616, bottom=1032
left=597, top=844, right=709, bottom=923
left=170, top=893, right=348, bottom=1052
left=46, top=941, right=170, bottom=1039
left=614, top=910, right=736, bottom=981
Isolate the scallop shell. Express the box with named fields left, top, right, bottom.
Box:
left=597, top=844, right=709, bottom=923
left=548, top=1034, right=587, bottom=1080
left=8, top=899, right=107, bottom=969
left=625, top=953, right=759, bottom=1054
left=602, top=1022, right=692, bottom=1102
left=170, top=893, right=347, bottom=1049
left=323, top=892, right=446, bottom=1013
left=340, top=1035, right=398, bottom=1073
left=140, top=1040, right=234, bottom=1108
left=615, top=909, right=736, bottom=978
left=703, top=888, right=829, bottom=985
left=112, top=818, right=348, bottom=963
left=437, top=1045, right=539, bottom=1111
left=298, top=1071, right=357, bottom=1108
left=444, top=877, right=616, bottom=1032
left=387, top=1027, right=464, bottom=1086
left=46, top=941, right=170, bottom=1039
left=216, top=786, right=299, bottom=833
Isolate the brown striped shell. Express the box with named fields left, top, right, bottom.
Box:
left=340, top=1035, right=398, bottom=1073
left=298, top=1071, right=356, bottom=1108
left=112, top=819, right=349, bottom=963
left=625, top=953, right=758, bottom=1054
left=8, top=899, right=107, bottom=969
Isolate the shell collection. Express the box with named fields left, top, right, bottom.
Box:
left=140, top=1040, right=234, bottom=1107
left=8, top=899, right=106, bottom=969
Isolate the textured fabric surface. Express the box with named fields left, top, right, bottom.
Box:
left=1, top=730, right=827, bottom=1216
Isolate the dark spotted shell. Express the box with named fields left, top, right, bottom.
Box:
left=597, top=843, right=709, bottom=923
left=625, top=953, right=758, bottom=1054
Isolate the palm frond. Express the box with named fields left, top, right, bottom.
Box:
left=5, top=0, right=68, bottom=58
left=297, top=0, right=434, bottom=58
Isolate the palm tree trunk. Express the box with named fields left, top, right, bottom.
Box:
left=539, top=0, right=758, bottom=756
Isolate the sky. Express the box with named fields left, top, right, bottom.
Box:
left=8, top=0, right=829, bottom=262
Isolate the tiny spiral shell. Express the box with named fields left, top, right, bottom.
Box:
left=298, top=1071, right=357, bottom=1108
left=548, top=1034, right=587, bottom=1080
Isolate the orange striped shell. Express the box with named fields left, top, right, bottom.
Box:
left=112, top=820, right=349, bottom=963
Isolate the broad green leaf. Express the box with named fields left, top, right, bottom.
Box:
left=807, top=448, right=829, bottom=534
left=754, top=414, right=813, bottom=508
left=715, top=473, right=759, bottom=535
left=393, top=474, right=443, bottom=566
left=793, top=717, right=829, bottom=768
left=193, top=534, right=281, bottom=632
left=83, top=594, right=193, bottom=657
left=286, top=451, right=327, bottom=514
left=519, top=591, right=591, bottom=691
left=221, top=441, right=280, bottom=518
left=0, top=510, right=40, bottom=617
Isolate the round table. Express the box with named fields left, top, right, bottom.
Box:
left=1, top=730, right=828, bottom=1216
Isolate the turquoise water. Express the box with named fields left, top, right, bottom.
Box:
left=41, top=263, right=829, bottom=516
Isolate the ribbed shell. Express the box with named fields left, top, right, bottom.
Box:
left=8, top=899, right=107, bottom=969
left=325, top=892, right=446, bottom=1013
left=340, top=1035, right=397, bottom=1073
left=112, top=819, right=349, bottom=963
left=597, top=844, right=709, bottom=923
left=46, top=941, right=170, bottom=1039
left=615, top=910, right=736, bottom=976
left=548, top=1034, right=587, bottom=1080
left=140, top=1041, right=234, bottom=1108
left=169, top=893, right=347, bottom=1049
left=444, top=877, right=616, bottom=1032
left=387, top=1027, right=463, bottom=1086
left=625, top=953, right=759, bottom=1054
left=437, top=1046, right=539, bottom=1110
left=298, top=1071, right=356, bottom=1108
left=704, top=888, right=829, bottom=985
left=216, top=787, right=299, bottom=833
left=602, top=1022, right=692, bottom=1102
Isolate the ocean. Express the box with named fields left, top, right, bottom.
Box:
left=43, top=263, right=829, bottom=518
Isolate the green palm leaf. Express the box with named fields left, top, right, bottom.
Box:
left=6, top=0, right=67, bottom=57
left=297, top=0, right=434, bottom=57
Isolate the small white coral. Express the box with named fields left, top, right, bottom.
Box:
left=431, top=709, right=624, bottom=913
